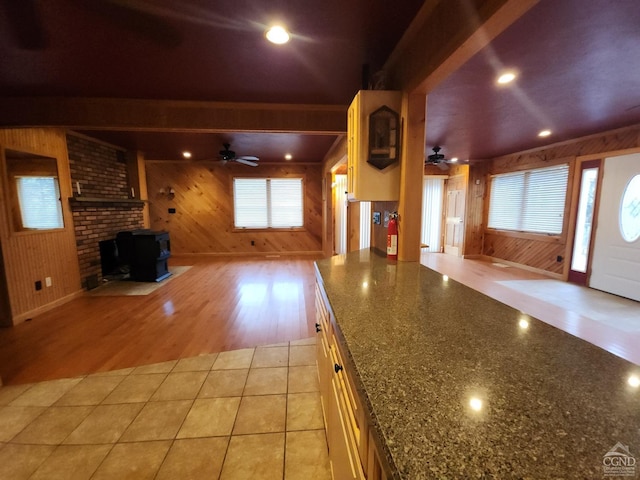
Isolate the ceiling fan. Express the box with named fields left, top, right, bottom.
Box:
left=425, top=146, right=459, bottom=170
left=218, top=143, right=260, bottom=167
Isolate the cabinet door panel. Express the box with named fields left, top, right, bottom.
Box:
left=328, top=374, right=363, bottom=480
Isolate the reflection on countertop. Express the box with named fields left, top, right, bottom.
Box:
left=315, top=250, right=640, bottom=479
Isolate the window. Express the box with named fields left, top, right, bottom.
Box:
left=15, top=176, right=64, bottom=229
left=233, top=177, right=303, bottom=229
left=421, top=176, right=445, bottom=252
left=5, top=149, right=64, bottom=232
left=620, top=174, right=640, bottom=243
left=488, top=164, right=569, bottom=235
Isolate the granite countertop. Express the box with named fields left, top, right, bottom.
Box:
left=315, top=250, right=640, bottom=480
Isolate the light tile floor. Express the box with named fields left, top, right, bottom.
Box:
left=0, top=338, right=331, bottom=480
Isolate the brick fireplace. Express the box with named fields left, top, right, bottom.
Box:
left=67, top=133, right=145, bottom=289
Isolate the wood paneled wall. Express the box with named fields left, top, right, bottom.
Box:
left=0, top=128, right=82, bottom=325
left=483, top=124, right=640, bottom=276
left=371, top=201, right=398, bottom=255
left=463, top=162, right=488, bottom=256
left=146, top=162, right=323, bottom=255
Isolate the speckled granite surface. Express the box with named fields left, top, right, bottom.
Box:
left=315, top=250, right=640, bottom=480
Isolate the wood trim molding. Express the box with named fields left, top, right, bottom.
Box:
left=493, top=124, right=640, bottom=161
left=385, top=0, right=539, bottom=94
left=484, top=228, right=563, bottom=244
left=576, top=146, right=640, bottom=161
left=12, top=290, right=85, bottom=325
left=479, top=254, right=563, bottom=279
left=0, top=97, right=348, bottom=134
left=174, top=251, right=324, bottom=258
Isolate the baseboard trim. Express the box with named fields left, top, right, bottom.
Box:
left=172, top=251, right=324, bottom=258
left=11, top=290, right=86, bottom=326
left=481, top=255, right=563, bottom=279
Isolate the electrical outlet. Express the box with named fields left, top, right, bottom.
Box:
left=45, top=277, right=52, bottom=287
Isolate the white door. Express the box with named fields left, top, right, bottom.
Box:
left=444, top=175, right=466, bottom=256
left=589, top=152, right=640, bottom=301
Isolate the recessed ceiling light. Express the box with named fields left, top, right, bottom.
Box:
left=450, top=157, right=458, bottom=163
left=284, top=153, right=293, bottom=160
left=266, top=25, right=290, bottom=45
left=469, top=397, right=483, bottom=411
left=497, top=71, right=517, bottom=85
left=538, top=130, right=552, bottom=138
left=182, top=151, right=192, bottom=158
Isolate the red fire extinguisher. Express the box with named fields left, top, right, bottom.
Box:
left=387, top=212, right=398, bottom=261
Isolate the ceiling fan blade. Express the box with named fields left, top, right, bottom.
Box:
left=436, top=162, right=449, bottom=171
left=236, top=155, right=259, bottom=161
left=234, top=158, right=259, bottom=167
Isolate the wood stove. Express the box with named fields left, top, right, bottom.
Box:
left=116, top=230, right=171, bottom=282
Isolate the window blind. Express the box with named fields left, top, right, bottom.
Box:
left=488, top=164, right=569, bottom=234
left=16, top=176, right=64, bottom=229
left=270, top=178, right=303, bottom=228
left=233, top=178, right=268, bottom=228
left=233, top=177, right=303, bottom=228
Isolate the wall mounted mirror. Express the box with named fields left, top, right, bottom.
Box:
left=368, top=105, right=400, bottom=170
left=4, top=149, right=64, bottom=232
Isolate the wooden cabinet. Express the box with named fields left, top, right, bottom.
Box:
left=316, top=278, right=388, bottom=480
left=315, top=282, right=331, bottom=429
left=347, top=90, right=402, bottom=201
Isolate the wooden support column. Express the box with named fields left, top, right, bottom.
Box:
left=347, top=201, right=361, bottom=252
left=398, top=93, right=427, bottom=262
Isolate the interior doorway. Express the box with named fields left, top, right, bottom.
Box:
left=333, top=174, right=347, bottom=255
left=421, top=176, right=445, bottom=253
left=443, top=174, right=466, bottom=256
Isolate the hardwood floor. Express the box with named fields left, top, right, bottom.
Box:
left=0, top=256, right=318, bottom=385
left=2, top=252, right=638, bottom=386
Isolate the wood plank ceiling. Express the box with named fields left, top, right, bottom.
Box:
left=0, top=0, right=639, bottom=163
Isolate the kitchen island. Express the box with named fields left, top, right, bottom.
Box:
left=315, top=250, right=639, bottom=479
